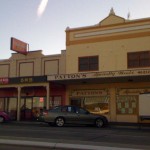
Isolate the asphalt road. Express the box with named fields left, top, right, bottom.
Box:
left=0, top=122, right=150, bottom=150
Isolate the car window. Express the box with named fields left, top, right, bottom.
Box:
left=50, top=106, right=61, bottom=112
left=67, top=106, right=75, bottom=113
left=61, top=106, right=68, bottom=112
left=78, top=108, right=88, bottom=114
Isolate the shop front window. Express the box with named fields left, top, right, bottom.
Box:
left=32, top=97, right=46, bottom=118
left=49, top=96, right=62, bottom=108
left=116, top=95, right=138, bottom=114
left=20, top=97, right=46, bottom=120
left=84, top=96, right=109, bottom=115
left=7, top=98, right=17, bottom=120
left=0, top=98, right=4, bottom=111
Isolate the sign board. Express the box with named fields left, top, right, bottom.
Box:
left=48, top=69, right=150, bottom=81
left=70, top=89, right=107, bottom=97
left=9, top=76, right=47, bottom=84
left=10, top=37, right=28, bottom=55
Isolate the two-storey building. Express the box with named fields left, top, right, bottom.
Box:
left=48, top=9, right=150, bottom=123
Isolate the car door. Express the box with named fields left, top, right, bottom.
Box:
left=64, top=106, right=78, bottom=124
left=76, top=107, right=93, bottom=125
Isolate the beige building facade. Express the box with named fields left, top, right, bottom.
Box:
left=0, top=50, right=66, bottom=121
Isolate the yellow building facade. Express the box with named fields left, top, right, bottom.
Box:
left=48, top=9, right=150, bottom=123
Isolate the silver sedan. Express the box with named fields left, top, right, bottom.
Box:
left=41, top=105, right=108, bottom=128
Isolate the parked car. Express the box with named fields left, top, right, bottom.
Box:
left=0, top=111, right=11, bottom=123
left=41, top=105, right=108, bottom=127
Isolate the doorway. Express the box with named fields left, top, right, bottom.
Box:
left=20, top=98, right=32, bottom=120
left=20, top=97, right=46, bottom=120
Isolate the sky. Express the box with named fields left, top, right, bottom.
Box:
left=0, top=0, right=150, bottom=59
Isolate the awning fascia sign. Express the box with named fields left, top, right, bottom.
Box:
left=9, top=76, right=47, bottom=84
left=47, top=69, right=150, bottom=81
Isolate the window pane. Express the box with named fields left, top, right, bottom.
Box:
left=79, top=57, right=89, bottom=64
left=140, top=59, right=150, bottom=66
left=140, top=52, right=150, bottom=67
left=128, top=51, right=150, bottom=68
left=89, top=64, right=98, bottom=70
left=128, top=60, right=139, bottom=67
left=84, top=96, right=109, bottom=115
left=116, top=95, right=138, bottom=115
left=89, top=57, right=98, bottom=63
left=0, top=98, right=4, bottom=111
left=79, top=56, right=98, bottom=71
left=53, top=96, right=61, bottom=106
left=79, top=64, right=89, bottom=71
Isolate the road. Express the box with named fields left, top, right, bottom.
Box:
left=0, top=122, right=150, bottom=149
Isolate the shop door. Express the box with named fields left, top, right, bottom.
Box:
left=70, top=98, right=84, bottom=107
left=21, top=98, right=32, bottom=120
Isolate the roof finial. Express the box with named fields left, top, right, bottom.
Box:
left=109, top=7, right=115, bottom=15
left=127, top=12, right=130, bottom=20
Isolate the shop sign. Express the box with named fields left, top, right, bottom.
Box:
left=92, top=69, right=150, bottom=78
left=10, top=76, right=47, bottom=84
left=10, top=37, right=28, bottom=55
left=117, top=88, right=150, bottom=95
left=70, top=89, right=107, bottom=97
left=0, top=78, right=9, bottom=84
left=48, top=73, right=87, bottom=80
left=48, top=69, right=150, bottom=81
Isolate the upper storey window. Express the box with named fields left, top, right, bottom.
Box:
left=128, top=51, right=150, bottom=68
left=78, top=56, right=99, bottom=72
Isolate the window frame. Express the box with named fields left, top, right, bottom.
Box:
left=78, top=55, right=99, bottom=72
left=127, top=51, right=150, bottom=68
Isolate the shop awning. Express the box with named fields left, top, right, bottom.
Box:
left=47, top=69, right=150, bottom=85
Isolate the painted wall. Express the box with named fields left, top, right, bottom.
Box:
left=66, top=14, right=150, bottom=74
left=0, top=50, right=66, bottom=78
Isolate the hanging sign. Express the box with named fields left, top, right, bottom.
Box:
left=10, top=37, right=28, bottom=55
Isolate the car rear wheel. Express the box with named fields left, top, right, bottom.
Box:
left=55, top=117, right=65, bottom=127
left=0, top=116, right=4, bottom=123
left=95, top=118, right=104, bottom=128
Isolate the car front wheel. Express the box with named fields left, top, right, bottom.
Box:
left=55, top=117, right=65, bottom=127
left=95, top=118, right=104, bottom=128
left=0, top=116, right=4, bottom=123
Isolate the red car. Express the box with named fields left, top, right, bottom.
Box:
left=0, top=111, right=11, bottom=123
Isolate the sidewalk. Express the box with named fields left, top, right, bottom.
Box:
left=0, top=137, right=142, bottom=150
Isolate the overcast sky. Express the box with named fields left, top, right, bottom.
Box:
left=0, top=0, right=150, bottom=59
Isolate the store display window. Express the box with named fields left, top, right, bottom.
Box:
left=116, top=95, right=138, bottom=115
left=84, top=96, right=109, bottom=115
